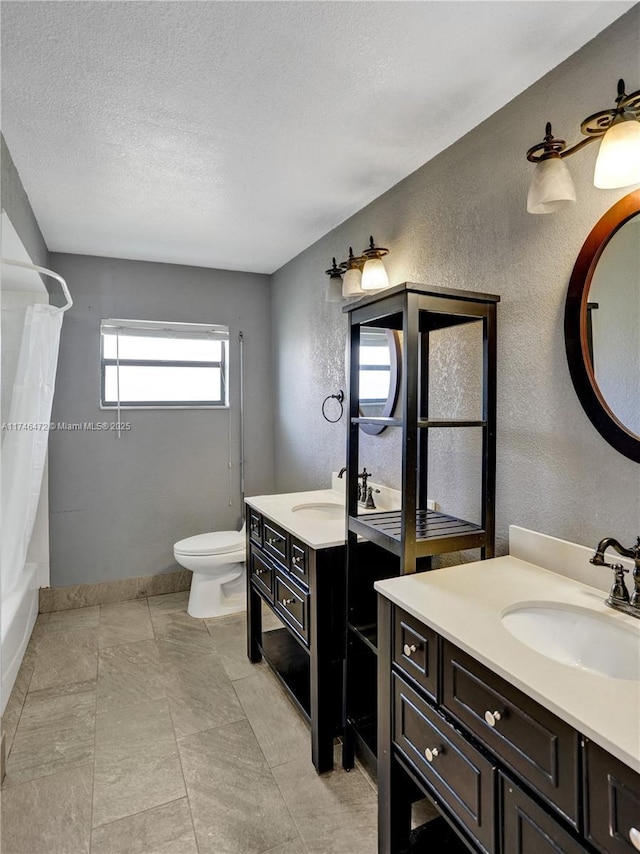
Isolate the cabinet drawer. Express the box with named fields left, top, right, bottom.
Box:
left=584, top=739, right=640, bottom=854
left=274, top=570, right=309, bottom=645
left=289, top=538, right=309, bottom=587
left=249, top=511, right=263, bottom=546
left=500, top=773, right=586, bottom=854
left=263, top=521, right=288, bottom=566
left=393, top=608, right=438, bottom=701
left=442, top=641, right=579, bottom=828
left=393, top=673, right=496, bottom=854
left=250, top=547, right=274, bottom=603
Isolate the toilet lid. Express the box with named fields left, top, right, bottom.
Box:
left=174, top=530, right=245, bottom=557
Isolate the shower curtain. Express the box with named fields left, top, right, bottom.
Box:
left=1, top=303, right=64, bottom=598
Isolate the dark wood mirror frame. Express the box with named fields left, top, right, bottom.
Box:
left=359, top=329, right=401, bottom=436
left=564, top=188, right=640, bottom=464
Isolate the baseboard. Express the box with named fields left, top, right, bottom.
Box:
left=39, top=568, right=192, bottom=613
left=1, top=730, right=6, bottom=784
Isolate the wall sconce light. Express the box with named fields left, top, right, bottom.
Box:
left=526, top=79, right=640, bottom=214
left=324, top=236, right=389, bottom=302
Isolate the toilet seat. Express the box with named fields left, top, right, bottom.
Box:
left=174, top=530, right=245, bottom=557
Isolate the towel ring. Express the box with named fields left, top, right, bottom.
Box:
left=321, top=390, right=344, bottom=423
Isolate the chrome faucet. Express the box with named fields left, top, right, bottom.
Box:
left=590, top=536, right=640, bottom=619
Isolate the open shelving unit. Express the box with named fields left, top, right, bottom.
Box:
left=342, top=282, right=500, bottom=771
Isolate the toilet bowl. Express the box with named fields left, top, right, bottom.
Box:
left=174, top=526, right=246, bottom=618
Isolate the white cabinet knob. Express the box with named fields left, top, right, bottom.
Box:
left=484, top=710, right=502, bottom=727
left=630, top=827, right=640, bottom=850
left=424, top=747, right=440, bottom=763
left=403, top=643, right=417, bottom=657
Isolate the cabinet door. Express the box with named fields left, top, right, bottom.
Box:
left=250, top=546, right=274, bottom=603
left=393, top=673, right=496, bottom=854
left=274, top=569, right=309, bottom=646
left=263, top=521, right=288, bottom=567
left=442, top=641, right=579, bottom=828
left=584, top=739, right=640, bottom=854
left=500, top=774, right=587, bottom=854
left=249, top=510, right=263, bottom=546
left=393, top=608, right=438, bottom=701
left=289, top=538, right=309, bottom=587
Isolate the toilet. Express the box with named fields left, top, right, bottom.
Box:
left=173, top=525, right=246, bottom=618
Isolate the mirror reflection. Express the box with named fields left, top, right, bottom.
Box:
left=359, top=329, right=392, bottom=417
left=587, top=211, right=640, bottom=438
left=355, top=329, right=400, bottom=435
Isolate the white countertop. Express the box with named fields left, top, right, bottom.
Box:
left=375, top=556, right=640, bottom=773
left=246, top=487, right=348, bottom=549
left=246, top=475, right=402, bottom=550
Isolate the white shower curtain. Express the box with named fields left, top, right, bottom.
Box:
left=1, top=303, right=64, bottom=598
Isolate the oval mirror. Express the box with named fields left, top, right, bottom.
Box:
left=357, top=328, right=401, bottom=435
left=565, top=189, right=640, bottom=463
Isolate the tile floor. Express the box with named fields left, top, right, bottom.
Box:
left=0, top=592, right=384, bottom=854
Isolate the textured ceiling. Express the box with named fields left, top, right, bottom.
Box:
left=1, top=1, right=634, bottom=274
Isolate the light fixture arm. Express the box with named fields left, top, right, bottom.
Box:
left=527, top=79, right=640, bottom=163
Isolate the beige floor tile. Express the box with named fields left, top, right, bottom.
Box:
left=205, top=611, right=257, bottom=680
left=0, top=764, right=92, bottom=854
left=1, top=642, right=37, bottom=757
left=90, top=797, right=198, bottom=854
left=272, top=754, right=378, bottom=854
left=233, top=668, right=311, bottom=767
left=178, top=719, right=299, bottom=854
left=261, top=839, right=309, bottom=854
left=153, top=614, right=217, bottom=660
left=29, top=628, right=98, bottom=692
left=147, top=590, right=190, bottom=614
left=205, top=606, right=283, bottom=680
left=99, top=600, right=154, bottom=648
left=151, top=608, right=209, bottom=636
left=47, top=606, right=100, bottom=632
left=164, top=652, right=246, bottom=739
left=97, top=639, right=166, bottom=711
left=4, top=681, right=95, bottom=786
left=93, top=699, right=186, bottom=827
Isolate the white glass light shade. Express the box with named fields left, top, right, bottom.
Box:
left=361, top=257, right=389, bottom=290
left=342, top=266, right=363, bottom=297
left=325, top=276, right=343, bottom=303
left=527, top=157, right=576, bottom=214
left=593, top=119, right=640, bottom=189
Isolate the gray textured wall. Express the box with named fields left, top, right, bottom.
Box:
left=271, top=8, right=640, bottom=555
left=1, top=135, right=50, bottom=275
left=49, top=254, right=273, bottom=586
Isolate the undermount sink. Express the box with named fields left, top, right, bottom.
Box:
left=501, top=602, right=640, bottom=681
left=291, top=502, right=344, bottom=520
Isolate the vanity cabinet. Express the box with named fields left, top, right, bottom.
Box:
left=245, top=505, right=345, bottom=774
left=342, top=283, right=500, bottom=771
left=584, top=740, right=640, bottom=854
left=378, top=598, right=640, bottom=854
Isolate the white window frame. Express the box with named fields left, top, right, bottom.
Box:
left=100, top=318, right=229, bottom=410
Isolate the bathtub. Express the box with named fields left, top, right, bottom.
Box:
left=1, top=561, right=38, bottom=715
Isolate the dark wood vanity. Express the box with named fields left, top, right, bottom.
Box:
left=245, top=504, right=345, bottom=773
left=377, top=597, right=640, bottom=854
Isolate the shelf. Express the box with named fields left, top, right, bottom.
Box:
left=347, top=714, right=377, bottom=766
left=409, top=816, right=475, bottom=853
left=351, top=416, right=403, bottom=427
left=348, top=622, right=378, bottom=655
left=348, top=509, right=486, bottom=558
left=416, top=419, right=486, bottom=429
left=259, top=627, right=310, bottom=721
left=350, top=418, right=486, bottom=429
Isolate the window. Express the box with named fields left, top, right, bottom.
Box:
left=100, top=319, right=229, bottom=408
